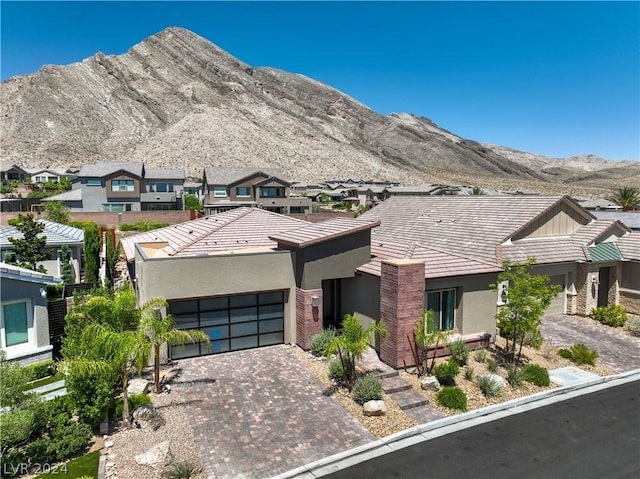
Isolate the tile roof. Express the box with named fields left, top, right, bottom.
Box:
left=616, top=233, right=640, bottom=261
left=77, top=161, right=144, bottom=178
left=0, top=262, right=62, bottom=284
left=121, top=207, right=306, bottom=260
left=500, top=238, right=588, bottom=264
left=387, top=184, right=440, bottom=194
left=593, top=212, right=640, bottom=230
left=0, top=220, right=84, bottom=247
left=42, top=189, right=82, bottom=202
left=203, top=167, right=285, bottom=186
left=269, top=218, right=380, bottom=248
left=144, top=168, right=186, bottom=180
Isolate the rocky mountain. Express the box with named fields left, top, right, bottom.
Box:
left=1, top=27, right=637, bottom=194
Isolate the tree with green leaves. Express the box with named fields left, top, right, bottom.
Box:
left=413, top=309, right=454, bottom=376
left=491, top=258, right=561, bottom=363
left=105, top=232, right=121, bottom=288
left=325, top=313, right=387, bottom=390
left=44, top=201, right=70, bottom=224
left=83, top=223, right=100, bottom=284
left=607, top=186, right=640, bottom=211
left=7, top=214, right=49, bottom=272
left=183, top=193, right=203, bottom=212
left=60, top=243, right=73, bottom=284
left=139, top=299, right=210, bottom=393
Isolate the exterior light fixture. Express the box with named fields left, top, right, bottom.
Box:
left=40, top=287, right=47, bottom=299
left=311, top=295, right=319, bottom=308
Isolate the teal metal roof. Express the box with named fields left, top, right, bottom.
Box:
left=588, top=242, right=623, bottom=262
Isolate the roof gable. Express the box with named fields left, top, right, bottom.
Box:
left=0, top=220, right=84, bottom=247
left=77, top=161, right=144, bottom=178
left=203, top=167, right=285, bottom=186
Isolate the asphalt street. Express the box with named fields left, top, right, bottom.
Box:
left=322, top=380, right=640, bottom=479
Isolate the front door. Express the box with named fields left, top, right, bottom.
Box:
left=322, top=279, right=341, bottom=329
left=598, top=267, right=610, bottom=307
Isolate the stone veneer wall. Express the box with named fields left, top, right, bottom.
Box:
left=295, top=288, right=323, bottom=350
left=576, top=263, right=599, bottom=315
left=620, top=290, right=640, bottom=315
left=379, top=259, right=425, bottom=368
left=607, top=265, right=620, bottom=306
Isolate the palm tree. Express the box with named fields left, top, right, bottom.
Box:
left=414, top=309, right=453, bottom=375
left=326, top=313, right=387, bottom=390
left=608, top=187, right=640, bottom=211
left=470, top=186, right=485, bottom=196
left=139, top=299, right=210, bottom=393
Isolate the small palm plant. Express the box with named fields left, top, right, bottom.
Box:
left=607, top=187, right=640, bottom=211
left=325, top=313, right=387, bottom=390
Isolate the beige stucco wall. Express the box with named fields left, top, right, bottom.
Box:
left=134, top=247, right=298, bottom=343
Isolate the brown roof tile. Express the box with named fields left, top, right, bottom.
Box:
left=617, top=233, right=640, bottom=261
left=269, top=217, right=380, bottom=248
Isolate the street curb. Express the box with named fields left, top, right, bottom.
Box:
left=271, top=369, right=640, bottom=479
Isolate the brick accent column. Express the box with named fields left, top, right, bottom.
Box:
left=295, top=288, right=323, bottom=350
left=379, top=259, right=425, bottom=368
left=576, top=263, right=599, bottom=315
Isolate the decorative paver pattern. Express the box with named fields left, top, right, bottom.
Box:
left=171, top=345, right=375, bottom=479
left=541, top=315, right=640, bottom=373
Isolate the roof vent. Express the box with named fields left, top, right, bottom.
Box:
left=188, top=230, right=193, bottom=234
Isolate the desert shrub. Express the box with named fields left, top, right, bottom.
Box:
left=24, top=438, right=57, bottom=464
left=522, top=329, right=544, bottom=348
left=558, top=348, right=573, bottom=359
left=625, top=316, right=640, bottom=337
left=328, top=358, right=346, bottom=385
left=464, top=366, right=475, bottom=381
left=0, top=408, right=35, bottom=447
left=0, top=448, right=27, bottom=477
left=433, top=360, right=459, bottom=386
left=568, top=343, right=598, bottom=366
left=162, top=459, right=203, bottom=479
left=23, top=359, right=56, bottom=381
left=352, top=375, right=383, bottom=405
left=448, top=339, right=469, bottom=366
left=435, top=386, right=468, bottom=412
left=521, top=364, right=550, bottom=387
left=47, top=420, right=92, bottom=460
left=542, top=343, right=557, bottom=360
left=477, top=374, right=504, bottom=397
left=591, top=304, right=627, bottom=328
left=67, top=373, right=115, bottom=428
left=309, top=328, right=336, bottom=357
left=506, top=365, right=523, bottom=388
left=485, top=357, right=499, bottom=373
left=119, top=220, right=169, bottom=232
left=473, top=349, right=487, bottom=363
left=114, top=393, right=152, bottom=420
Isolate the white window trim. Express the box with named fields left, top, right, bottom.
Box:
left=236, top=187, right=251, bottom=198
left=214, top=187, right=228, bottom=198
left=1, top=299, right=35, bottom=357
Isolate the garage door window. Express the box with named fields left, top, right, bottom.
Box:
left=169, top=291, right=285, bottom=358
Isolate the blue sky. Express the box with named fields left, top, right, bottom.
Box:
left=1, top=1, right=638, bottom=161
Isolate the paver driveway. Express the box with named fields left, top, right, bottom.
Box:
left=541, top=315, right=640, bottom=373
left=170, top=345, right=375, bottom=479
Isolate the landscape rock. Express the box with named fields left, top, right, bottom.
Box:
left=132, top=404, right=156, bottom=422
left=363, top=400, right=387, bottom=416
left=480, top=373, right=506, bottom=389
left=104, top=439, right=114, bottom=448
left=127, top=378, right=149, bottom=395
left=421, top=376, right=441, bottom=392
left=134, top=441, right=173, bottom=468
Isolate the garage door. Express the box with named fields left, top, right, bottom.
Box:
left=545, top=275, right=565, bottom=316
left=168, top=291, right=285, bottom=359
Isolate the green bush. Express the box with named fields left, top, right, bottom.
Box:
left=162, top=459, right=203, bottom=479
left=25, top=438, right=57, bottom=464
left=448, top=339, right=469, bottom=366
left=47, top=420, right=92, bottom=460
left=435, top=386, right=468, bottom=412
left=352, top=375, right=383, bottom=405
left=0, top=448, right=27, bottom=477
left=464, top=366, right=475, bottom=381
left=591, top=304, right=628, bottom=327
left=328, top=358, right=346, bottom=385
left=485, top=357, right=499, bottom=373
left=476, top=374, right=504, bottom=397
left=558, top=348, right=573, bottom=359
left=119, top=220, right=170, bottom=232
left=568, top=343, right=598, bottom=366
left=0, top=408, right=35, bottom=447
left=625, top=316, right=640, bottom=337
left=67, top=373, right=115, bottom=428
left=309, top=328, right=337, bottom=357
left=522, top=329, right=544, bottom=348
left=114, top=393, right=152, bottom=420
left=506, top=365, right=523, bottom=388
left=24, top=360, right=56, bottom=381
left=473, top=349, right=487, bottom=363
left=433, top=360, right=460, bottom=386
left=521, top=364, right=550, bottom=387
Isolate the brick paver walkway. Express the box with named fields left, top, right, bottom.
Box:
left=541, top=315, right=640, bottom=373
left=171, top=345, right=375, bottom=479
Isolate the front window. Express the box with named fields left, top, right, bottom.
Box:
left=112, top=180, right=135, bottom=192
left=3, top=302, right=28, bottom=347
left=260, top=187, right=285, bottom=198
left=149, top=182, right=174, bottom=193
left=103, top=203, right=132, bottom=212
left=214, top=186, right=227, bottom=198
left=236, top=187, right=251, bottom=197
left=426, top=289, right=456, bottom=330
left=87, top=179, right=102, bottom=186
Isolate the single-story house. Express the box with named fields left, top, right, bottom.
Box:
left=120, top=196, right=639, bottom=369
left=0, top=220, right=84, bottom=282
left=0, top=262, right=61, bottom=365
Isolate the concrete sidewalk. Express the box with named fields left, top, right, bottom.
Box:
left=272, top=369, right=640, bottom=479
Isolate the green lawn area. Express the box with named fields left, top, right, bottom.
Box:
left=34, top=450, right=100, bottom=479
left=25, top=373, right=65, bottom=391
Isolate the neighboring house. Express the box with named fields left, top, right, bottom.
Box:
left=386, top=184, right=443, bottom=196
left=25, top=168, right=76, bottom=184
left=120, top=196, right=639, bottom=370
left=47, top=161, right=185, bottom=212
left=592, top=211, right=640, bottom=232
left=1, top=163, right=29, bottom=185
left=573, top=196, right=622, bottom=211
left=0, top=262, right=61, bottom=365
left=0, top=221, right=84, bottom=282
left=183, top=181, right=204, bottom=201
left=202, top=167, right=311, bottom=215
